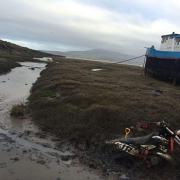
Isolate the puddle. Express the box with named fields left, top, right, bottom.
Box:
left=91, top=69, right=103, bottom=72
left=0, top=62, right=103, bottom=180
left=33, top=57, right=53, bottom=62
left=0, top=62, right=46, bottom=130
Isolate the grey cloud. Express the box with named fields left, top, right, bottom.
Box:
left=0, top=0, right=168, bottom=54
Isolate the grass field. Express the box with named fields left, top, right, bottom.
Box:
left=26, top=58, right=180, bottom=179
left=28, top=58, right=180, bottom=145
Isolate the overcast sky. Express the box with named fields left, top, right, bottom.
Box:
left=1, top=0, right=180, bottom=55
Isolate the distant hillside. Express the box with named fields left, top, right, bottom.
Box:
left=0, top=39, right=56, bottom=59
left=0, top=39, right=62, bottom=74
left=46, top=49, right=144, bottom=66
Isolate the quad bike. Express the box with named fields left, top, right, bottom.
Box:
left=105, top=121, right=180, bottom=166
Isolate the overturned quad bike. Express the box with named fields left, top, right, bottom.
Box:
left=105, top=121, right=180, bottom=166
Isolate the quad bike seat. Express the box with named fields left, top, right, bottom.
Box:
left=113, top=133, right=155, bottom=145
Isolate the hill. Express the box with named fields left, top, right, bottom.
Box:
left=46, top=49, right=144, bottom=66
left=0, top=39, right=61, bottom=74
left=0, top=39, right=54, bottom=60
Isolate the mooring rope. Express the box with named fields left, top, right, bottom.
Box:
left=113, top=54, right=145, bottom=64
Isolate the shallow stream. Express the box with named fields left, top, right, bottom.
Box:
left=0, top=62, right=103, bottom=180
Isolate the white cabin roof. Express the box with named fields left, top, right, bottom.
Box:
left=162, top=32, right=180, bottom=39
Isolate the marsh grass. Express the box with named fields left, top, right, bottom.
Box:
left=28, top=59, right=180, bottom=145
left=10, top=104, right=26, bottom=117
left=0, top=58, right=21, bottom=74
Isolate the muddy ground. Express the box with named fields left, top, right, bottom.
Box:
left=0, top=62, right=104, bottom=180
left=28, top=58, right=180, bottom=179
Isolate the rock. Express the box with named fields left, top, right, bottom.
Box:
left=60, top=155, right=70, bottom=161
left=10, top=157, right=19, bottom=162
left=119, top=174, right=130, bottom=180
left=6, top=147, right=13, bottom=152
left=60, top=154, right=76, bottom=161
left=23, top=130, right=32, bottom=136
left=62, top=160, right=72, bottom=165
left=18, top=133, right=23, bottom=138
left=22, top=149, right=28, bottom=154
left=28, top=149, right=32, bottom=153
left=9, top=130, right=17, bottom=135
left=88, top=162, right=97, bottom=169
left=152, top=89, right=163, bottom=96
left=41, top=143, right=51, bottom=148
left=37, top=159, right=46, bottom=165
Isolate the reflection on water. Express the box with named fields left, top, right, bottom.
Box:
left=0, top=62, right=46, bottom=104
left=0, top=62, right=46, bottom=129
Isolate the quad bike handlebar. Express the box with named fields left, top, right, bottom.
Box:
left=163, top=124, right=180, bottom=146
left=105, top=121, right=180, bottom=166
left=137, top=121, right=180, bottom=147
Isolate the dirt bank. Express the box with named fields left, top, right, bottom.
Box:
left=0, top=58, right=21, bottom=74
left=29, top=58, right=180, bottom=179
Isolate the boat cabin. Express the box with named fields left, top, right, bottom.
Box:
left=145, top=32, right=180, bottom=84
left=160, top=32, right=180, bottom=52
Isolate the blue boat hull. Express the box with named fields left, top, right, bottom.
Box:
left=145, top=47, right=180, bottom=83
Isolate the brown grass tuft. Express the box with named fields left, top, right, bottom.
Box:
left=10, top=104, right=26, bottom=117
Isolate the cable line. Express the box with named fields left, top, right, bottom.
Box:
left=113, top=54, right=145, bottom=64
